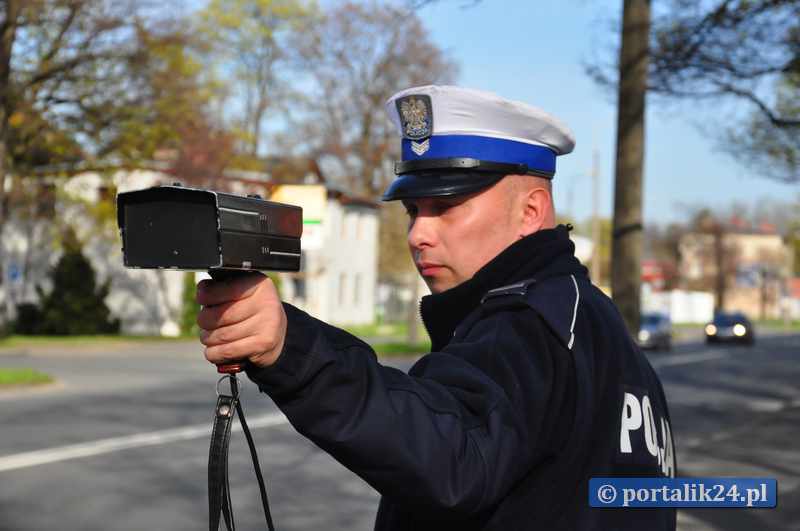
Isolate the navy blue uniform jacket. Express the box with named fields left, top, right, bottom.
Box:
left=246, top=226, right=677, bottom=530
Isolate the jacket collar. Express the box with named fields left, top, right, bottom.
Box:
left=419, top=225, right=588, bottom=351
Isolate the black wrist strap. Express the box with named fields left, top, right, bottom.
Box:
left=209, top=376, right=275, bottom=531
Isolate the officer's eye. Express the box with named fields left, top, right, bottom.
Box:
left=403, top=203, right=418, bottom=218
left=431, top=199, right=458, bottom=214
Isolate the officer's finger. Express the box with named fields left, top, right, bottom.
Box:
left=196, top=272, right=265, bottom=306
left=204, top=334, right=280, bottom=366
left=199, top=313, right=260, bottom=347
left=196, top=299, right=248, bottom=330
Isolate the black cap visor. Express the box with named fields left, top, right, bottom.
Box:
left=381, top=170, right=506, bottom=201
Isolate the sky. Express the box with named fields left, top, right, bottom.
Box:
left=403, top=0, right=799, bottom=226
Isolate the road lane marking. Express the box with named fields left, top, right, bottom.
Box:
left=0, top=411, right=288, bottom=473
left=0, top=346, right=777, bottom=473
left=746, top=399, right=785, bottom=412
left=650, top=351, right=728, bottom=368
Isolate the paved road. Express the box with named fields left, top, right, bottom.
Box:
left=0, top=334, right=798, bottom=530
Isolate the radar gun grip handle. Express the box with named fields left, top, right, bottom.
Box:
left=207, top=269, right=260, bottom=374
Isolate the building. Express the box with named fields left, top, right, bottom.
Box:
left=268, top=184, right=379, bottom=325
left=0, top=167, right=380, bottom=335
left=1, top=169, right=184, bottom=335
left=678, top=227, right=793, bottom=319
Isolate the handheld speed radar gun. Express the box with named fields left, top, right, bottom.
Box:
left=116, top=183, right=303, bottom=372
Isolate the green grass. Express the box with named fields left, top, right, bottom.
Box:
left=344, top=321, right=408, bottom=337
left=343, top=321, right=428, bottom=340
left=754, top=319, right=800, bottom=329
left=372, top=341, right=431, bottom=356
left=0, top=368, right=53, bottom=387
left=343, top=321, right=431, bottom=357
left=672, top=322, right=706, bottom=329
left=0, top=334, right=195, bottom=348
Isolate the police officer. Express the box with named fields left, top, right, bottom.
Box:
left=197, top=85, right=677, bottom=530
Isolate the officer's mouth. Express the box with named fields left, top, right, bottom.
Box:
left=417, top=261, right=444, bottom=276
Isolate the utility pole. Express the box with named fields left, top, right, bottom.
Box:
left=591, top=147, right=602, bottom=285
left=611, top=0, right=651, bottom=335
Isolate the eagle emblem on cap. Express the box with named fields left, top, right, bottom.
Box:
left=397, top=95, right=432, bottom=140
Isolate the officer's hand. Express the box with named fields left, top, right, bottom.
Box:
left=196, top=273, right=286, bottom=369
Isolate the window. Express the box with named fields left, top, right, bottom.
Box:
left=339, top=273, right=347, bottom=305
left=354, top=273, right=361, bottom=305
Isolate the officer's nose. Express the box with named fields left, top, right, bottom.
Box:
left=407, top=214, right=436, bottom=251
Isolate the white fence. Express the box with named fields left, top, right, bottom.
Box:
left=641, top=286, right=715, bottom=324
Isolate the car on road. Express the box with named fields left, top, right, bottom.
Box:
left=637, top=313, right=672, bottom=351
left=705, top=312, right=755, bottom=345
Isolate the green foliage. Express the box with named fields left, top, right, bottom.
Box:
left=15, top=234, right=120, bottom=335
left=13, top=304, right=42, bottom=335
left=197, top=0, right=313, bottom=155
left=6, top=102, right=84, bottom=173
left=181, top=272, right=200, bottom=336
left=107, top=23, right=221, bottom=163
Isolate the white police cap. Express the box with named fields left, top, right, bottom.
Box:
left=382, top=85, right=575, bottom=201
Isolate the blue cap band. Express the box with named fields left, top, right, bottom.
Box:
left=402, top=134, right=557, bottom=174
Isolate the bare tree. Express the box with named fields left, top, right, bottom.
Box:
left=197, top=0, right=311, bottom=156
left=289, top=1, right=458, bottom=198
left=643, top=221, right=683, bottom=290
left=590, top=0, right=800, bottom=183
left=649, top=0, right=800, bottom=183
left=283, top=2, right=458, bottom=340
left=680, top=210, right=741, bottom=312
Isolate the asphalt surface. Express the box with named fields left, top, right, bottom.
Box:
left=0, top=332, right=798, bottom=530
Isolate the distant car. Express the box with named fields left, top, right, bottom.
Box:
left=705, top=312, right=755, bottom=345
left=638, top=313, right=672, bottom=351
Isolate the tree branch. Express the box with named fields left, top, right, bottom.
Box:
left=712, top=80, right=800, bottom=127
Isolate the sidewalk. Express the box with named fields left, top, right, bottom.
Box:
left=0, top=337, right=199, bottom=358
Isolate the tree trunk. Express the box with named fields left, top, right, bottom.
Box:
left=0, top=138, right=7, bottom=227
left=0, top=1, right=21, bottom=330
left=611, top=0, right=650, bottom=335
left=0, top=0, right=21, bottom=231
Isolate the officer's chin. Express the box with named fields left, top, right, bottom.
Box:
left=422, top=278, right=438, bottom=294
left=423, top=276, right=459, bottom=295
left=421, top=276, right=442, bottom=295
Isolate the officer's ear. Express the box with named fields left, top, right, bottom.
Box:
left=516, top=176, right=555, bottom=237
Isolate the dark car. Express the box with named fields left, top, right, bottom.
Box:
left=638, top=313, right=672, bottom=351
left=705, top=312, right=755, bottom=345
